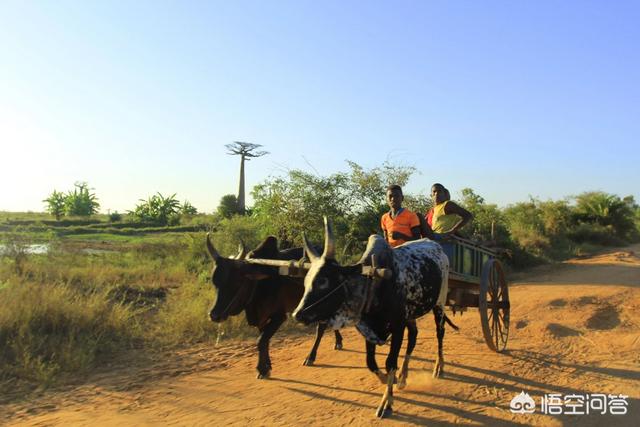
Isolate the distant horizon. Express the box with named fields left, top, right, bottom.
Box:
left=2, top=1, right=638, bottom=213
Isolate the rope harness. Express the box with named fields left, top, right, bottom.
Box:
left=216, top=280, right=256, bottom=318
left=294, top=281, right=349, bottom=315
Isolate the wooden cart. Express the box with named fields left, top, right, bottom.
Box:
left=442, top=236, right=510, bottom=352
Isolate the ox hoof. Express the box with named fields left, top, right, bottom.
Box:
left=376, top=404, right=393, bottom=418
left=256, top=370, right=271, bottom=379
left=334, top=343, right=343, bottom=350
left=303, top=357, right=315, bottom=366
left=397, top=376, right=407, bottom=390
left=432, top=365, right=443, bottom=378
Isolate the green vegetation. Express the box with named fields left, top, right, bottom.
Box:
left=2, top=160, right=639, bottom=396
left=44, top=182, right=100, bottom=218
left=0, top=220, right=286, bottom=395
left=217, top=194, right=240, bottom=218
left=252, top=161, right=416, bottom=260
left=129, top=193, right=181, bottom=225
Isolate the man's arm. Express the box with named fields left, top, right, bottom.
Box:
left=381, top=216, right=390, bottom=242
left=444, top=201, right=473, bottom=234
left=390, top=228, right=421, bottom=241
left=417, top=213, right=439, bottom=239
left=410, top=226, right=422, bottom=240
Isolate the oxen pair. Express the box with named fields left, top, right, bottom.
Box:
left=206, top=235, right=343, bottom=378
left=207, top=218, right=453, bottom=418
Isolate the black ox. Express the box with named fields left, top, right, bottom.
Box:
left=293, top=218, right=453, bottom=418
left=206, top=234, right=343, bottom=378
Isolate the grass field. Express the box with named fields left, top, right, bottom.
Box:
left=0, top=212, right=312, bottom=397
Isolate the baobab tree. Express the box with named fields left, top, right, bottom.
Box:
left=225, top=141, right=268, bottom=214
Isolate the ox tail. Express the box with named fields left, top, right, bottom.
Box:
left=443, top=312, right=459, bottom=331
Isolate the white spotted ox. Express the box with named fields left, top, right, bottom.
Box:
left=293, top=217, right=453, bottom=419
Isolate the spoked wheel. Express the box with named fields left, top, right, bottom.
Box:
left=479, top=258, right=510, bottom=352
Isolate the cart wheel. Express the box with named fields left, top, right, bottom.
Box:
left=479, top=258, right=510, bottom=352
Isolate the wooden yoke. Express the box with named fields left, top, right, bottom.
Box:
left=362, top=255, right=389, bottom=314
left=243, top=257, right=392, bottom=280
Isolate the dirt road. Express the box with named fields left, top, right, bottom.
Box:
left=3, top=246, right=639, bottom=426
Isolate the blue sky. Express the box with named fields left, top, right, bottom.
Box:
left=1, top=1, right=638, bottom=213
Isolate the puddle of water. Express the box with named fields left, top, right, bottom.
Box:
left=0, top=244, right=117, bottom=255
left=0, top=244, right=49, bottom=255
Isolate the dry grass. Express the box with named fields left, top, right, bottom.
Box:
left=0, top=231, right=266, bottom=394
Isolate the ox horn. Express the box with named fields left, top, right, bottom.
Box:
left=206, top=233, right=220, bottom=261
left=302, top=232, right=320, bottom=262
left=322, top=216, right=336, bottom=260
left=236, top=239, right=248, bottom=260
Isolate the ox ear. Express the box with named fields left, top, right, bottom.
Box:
left=302, top=232, right=320, bottom=262
left=235, top=239, right=248, bottom=260
left=322, top=216, right=336, bottom=260
left=206, top=233, right=220, bottom=262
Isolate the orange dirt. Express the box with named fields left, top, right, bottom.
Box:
left=2, top=245, right=639, bottom=426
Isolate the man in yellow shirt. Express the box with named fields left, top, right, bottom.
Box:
left=380, top=184, right=421, bottom=247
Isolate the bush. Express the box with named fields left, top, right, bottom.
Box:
left=574, top=191, right=636, bottom=240
left=566, top=223, right=626, bottom=246
left=109, top=211, right=123, bottom=222
left=129, top=193, right=181, bottom=226
left=43, top=183, right=100, bottom=219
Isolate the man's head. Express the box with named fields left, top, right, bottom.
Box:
left=431, top=183, right=450, bottom=205
left=386, top=185, right=404, bottom=210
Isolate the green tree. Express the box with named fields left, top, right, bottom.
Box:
left=251, top=160, right=417, bottom=255
left=43, top=190, right=66, bottom=220
left=503, top=199, right=549, bottom=254
left=252, top=170, right=352, bottom=247
left=130, top=193, right=181, bottom=225
left=181, top=201, right=198, bottom=215
left=458, top=188, right=507, bottom=243
left=217, top=194, right=240, bottom=219
left=574, top=191, right=636, bottom=239
left=64, top=182, right=100, bottom=216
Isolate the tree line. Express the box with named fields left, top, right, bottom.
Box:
left=43, top=161, right=640, bottom=267
left=44, top=183, right=197, bottom=226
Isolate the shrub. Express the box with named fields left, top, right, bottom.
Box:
left=64, top=182, right=100, bottom=216
left=129, top=193, right=181, bottom=226
left=574, top=191, right=636, bottom=239
left=43, top=190, right=66, bottom=220
left=43, top=182, right=100, bottom=219
left=109, top=211, right=123, bottom=222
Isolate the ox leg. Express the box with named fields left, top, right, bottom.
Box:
left=366, top=341, right=386, bottom=384
left=334, top=329, right=343, bottom=350
left=398, top=320, right=418, bottom=390
left=303, top=322, right=327, bottom=366
left=432, top=305, right=446, bottom=378
left=376, top=323, right=404, bottom=418
left=256, top=312, right=286, bottom=379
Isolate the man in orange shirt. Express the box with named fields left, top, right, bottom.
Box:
left=381, top=185, right=421, bottom=247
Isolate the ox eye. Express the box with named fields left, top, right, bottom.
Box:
left=317, top=278, right=329, bottom=290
